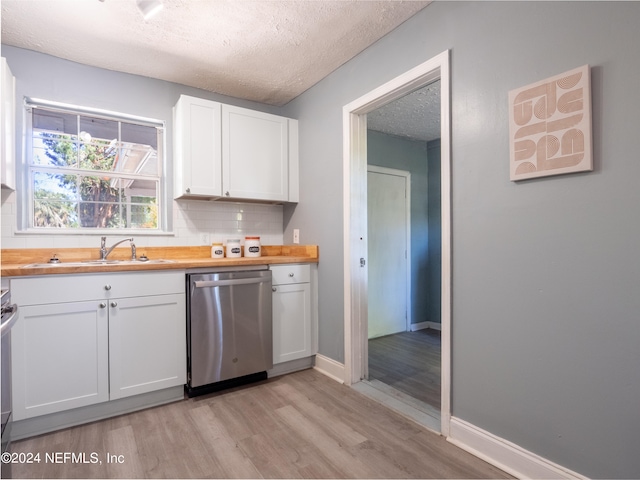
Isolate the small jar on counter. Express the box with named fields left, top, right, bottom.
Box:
left=226, top=239, right=242, bottom=258
left=211, top=242, right=224, bottom=259
left=244, top=236, right=261, bottom=257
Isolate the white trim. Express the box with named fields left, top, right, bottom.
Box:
left=313, top=354, right=345, bottom=384
left=448, top=417, right=588, bottom=480
left=439, top=50, right=452, bottom=437
left=343, top=50, right=451, bottom=436
left=410, top=321, right=442, bottom=332
left=287, top=118, right=299, bottom=203
left=342, top=110, right=367, bottom=387
left=25, top=97, right=165, bottom=127
left=367, top=165, right=412, bottom=334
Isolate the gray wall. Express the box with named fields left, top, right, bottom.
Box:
left=367, top=130, right=434, bottom=327
left=282, top=2, right=640, bottom=478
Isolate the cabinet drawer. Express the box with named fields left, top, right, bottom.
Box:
left=270, top=264, right=310, bottom=285
left=12, top=271, right=186, bottom=306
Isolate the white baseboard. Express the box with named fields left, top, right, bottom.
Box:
left=410, top=321, right=441, bottom=331
left=313, top=353, right=345, bottom=384
left=448, top=417, right=587, bottom=479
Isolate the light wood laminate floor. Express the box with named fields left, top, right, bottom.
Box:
left=368, top=328, right=441, bottom=409
left=10, top=369, right=508, bottom=479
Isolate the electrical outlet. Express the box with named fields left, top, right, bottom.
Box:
left=293, top=229, right=300, bottom=244
left=201, top=233, right=210, bottom=245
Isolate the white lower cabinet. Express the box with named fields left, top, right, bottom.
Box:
left=271, top=264, right=314, bottom=364
left=14, top=301, right=109, bottom=420
left=108, top=293, right=185, bottom=400
left=11, top=271, right=186, bottom=421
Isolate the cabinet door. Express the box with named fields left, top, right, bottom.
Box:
left=222, top=105, right=288, bottom=202
left=12, top=302, right=109, bottom=420
left=108, top=294, right=186, bottom=400
left=174, top=95, right=222, bottom=198
left=272, top=283, right=311, bottom=364
left=1, top=57, right=16, bottom=190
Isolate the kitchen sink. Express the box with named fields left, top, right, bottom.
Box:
left=22, top=259, right=175, bottom=268
left=82, top=259, right=175, bottom=265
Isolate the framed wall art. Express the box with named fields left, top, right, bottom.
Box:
left=508, top=64, right=592, bottom=181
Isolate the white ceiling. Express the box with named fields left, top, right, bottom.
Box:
left=1, top=0, right=440, bottom=141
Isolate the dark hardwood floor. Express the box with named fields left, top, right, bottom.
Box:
left=9, top=368, right=508, bottom=479
left=368, top=328, right=441, bottom=409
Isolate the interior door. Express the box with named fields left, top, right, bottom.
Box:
left=367, top=166, right=409, bottom=339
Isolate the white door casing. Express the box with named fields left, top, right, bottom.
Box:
left=343, top=50, right=451, bottom=436
left=367, top=166, right=410, bottom=340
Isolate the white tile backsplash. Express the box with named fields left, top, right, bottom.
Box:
left=0, top=194, right=284, bottom=249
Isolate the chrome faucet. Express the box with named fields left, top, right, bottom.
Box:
left=100, top=236, right=134, bottom=260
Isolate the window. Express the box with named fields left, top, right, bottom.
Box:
left=24, top=99, right=164, bottom=231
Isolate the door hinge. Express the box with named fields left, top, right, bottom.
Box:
left=360, top=257, right=366, bottom=267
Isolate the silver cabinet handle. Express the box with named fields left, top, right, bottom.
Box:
left=272, top=287, right=277, bottom=292
left=186, top=188, right=191, bottom=193
left=99, top=302, right=107, bottom=309
left=110, top=301, right=118, bottom=308
left=289, top=273, right=294, bottom=277
left=104, top=284, right=112, bottom=291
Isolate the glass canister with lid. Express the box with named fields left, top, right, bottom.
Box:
left=226, top=239, right=242, bottom=258
left=244, top=236, right=261, bottom=257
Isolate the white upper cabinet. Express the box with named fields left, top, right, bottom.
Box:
left=173, top=95, right=299, bottom=203
left=1, top=57, right=16, bottom=191
left=222, top=105, right=291, bottom=202
left=173, top=95, right=222, bottom=197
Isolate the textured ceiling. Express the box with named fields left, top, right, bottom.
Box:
left=367, top=80, right=441, bottom=142
left=1, top=0, right=430, bottom=107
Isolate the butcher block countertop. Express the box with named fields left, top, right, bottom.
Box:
left=1, top=245, right=318, bottom=277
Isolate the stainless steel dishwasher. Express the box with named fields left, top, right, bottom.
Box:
left=186, top=266, right=272, bottom=396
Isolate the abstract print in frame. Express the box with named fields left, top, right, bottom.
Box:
left=509, top=65, right=592, bottom=181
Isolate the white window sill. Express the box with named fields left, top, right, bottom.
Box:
left=15, top=229, right=175, bottom=237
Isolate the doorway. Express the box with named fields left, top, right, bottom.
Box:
left=343, top=50, right=451, bottom=436
left=366, top=88, right=442, bottom=423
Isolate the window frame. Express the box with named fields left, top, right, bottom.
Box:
left=20, top=97, right=170, bottom=235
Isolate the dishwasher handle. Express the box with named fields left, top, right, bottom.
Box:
left=193, top=277, right=270, bottom=288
